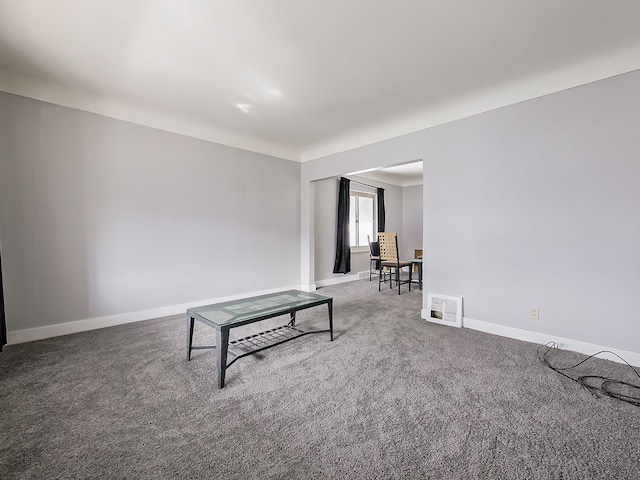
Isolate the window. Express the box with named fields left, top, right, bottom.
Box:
left=349, top=191, right=375, bottom=249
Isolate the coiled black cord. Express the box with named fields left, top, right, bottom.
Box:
left=537, top=342, right=640, bottom=407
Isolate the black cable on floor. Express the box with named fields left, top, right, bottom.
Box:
left=537, top=342, right=640, bottom=407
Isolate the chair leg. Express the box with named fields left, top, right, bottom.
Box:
left=409, top=266, right=412, bottom=292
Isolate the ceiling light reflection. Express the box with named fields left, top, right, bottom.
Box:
left=265, top=87, right=283, bottom=98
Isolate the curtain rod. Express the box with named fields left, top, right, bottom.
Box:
left=343, top=177, right=380, bottom=190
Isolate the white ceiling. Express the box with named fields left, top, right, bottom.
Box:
left=356, top=161, right=423, bottom=187
left=2, top=1, right=640, bottom=162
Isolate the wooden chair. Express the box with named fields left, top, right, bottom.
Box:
left=377, top=232, right=412, bottom=294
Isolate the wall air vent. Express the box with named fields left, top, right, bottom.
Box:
left=426, top=293, right=463, bottom=328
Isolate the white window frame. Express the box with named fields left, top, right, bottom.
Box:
left=349, top=190, right=376, bottom=253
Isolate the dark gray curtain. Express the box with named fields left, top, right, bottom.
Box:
left=1, top=250, right=6, bottom=351
left=333, top=177, right=351, bottom=274
left=377, top=187, right=386, bottom=233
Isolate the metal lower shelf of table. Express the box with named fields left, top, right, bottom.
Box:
left=227, top=324, right=325, bottom=366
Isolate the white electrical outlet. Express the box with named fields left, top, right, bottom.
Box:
left=529, top=307, right=539, bottom=320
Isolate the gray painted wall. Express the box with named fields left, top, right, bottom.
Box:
left=4, top=66, right=640, bottom=356
left=313, top=176, right=402, bottom=283
left=0, top=93, right=301, bottom=334
left=301, top=69, right=640, bottom=355
left=312, top=178, right=338, bottom=282
left=421, top=71, right=640, bottom=353
left=401, top=184, right=423, bottom=260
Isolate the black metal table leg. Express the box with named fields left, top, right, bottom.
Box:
left=328, top=299, right=334, bottom=341
left=289, top=311, right=296, bottom=326
left=187, top=317, right=195, bottom=361
left=216, top=328, right=230, bottom=388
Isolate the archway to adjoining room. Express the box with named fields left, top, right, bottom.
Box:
left=310, top=159, right=423, bottom=291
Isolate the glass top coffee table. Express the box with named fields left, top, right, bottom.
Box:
left=187, top=290, right=333, bottom=388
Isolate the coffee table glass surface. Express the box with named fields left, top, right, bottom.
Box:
left=188, top=290, right=331, bottom=327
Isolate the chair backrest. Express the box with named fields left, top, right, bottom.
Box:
left=368, top=235, right=380, bottom=257
left=377, top=232, right=399, bottom=262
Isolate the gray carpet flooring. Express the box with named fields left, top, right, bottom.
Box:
left=1, top=280, right=639, bottom=479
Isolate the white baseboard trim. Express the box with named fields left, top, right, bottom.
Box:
left=462, top=316, right=640, bottom=367
left=315, top=273, right=360, bottom=288
left=7, top=285, right=304, bottom=345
